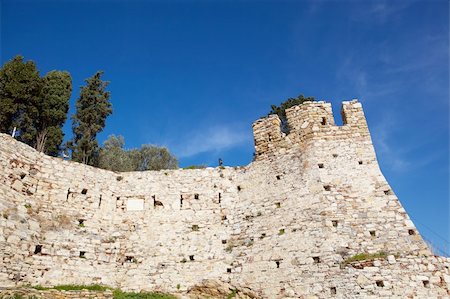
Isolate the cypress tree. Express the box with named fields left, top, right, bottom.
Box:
left=69, top=71, right=112, bottom=165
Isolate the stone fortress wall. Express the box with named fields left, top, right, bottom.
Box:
left=0, top=100, right=449, bottom=298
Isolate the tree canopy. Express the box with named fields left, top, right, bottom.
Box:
left=0, top=55, right=179, bottom=169
left=0, top=55, right=41, bottom=140
left=0, top=56, right=72, bottom=155
left=35, top=70, right=72, bottom=154
left=68, top=71, right=112, bottom=165
left=98, top=135, right=178, bottom=172
left=268, top=94, right=315, bottom=133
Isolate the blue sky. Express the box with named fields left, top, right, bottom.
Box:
left=1, top=0, right=448, bottom=254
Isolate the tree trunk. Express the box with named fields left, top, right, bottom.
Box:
left=35, top=129, right=48, bottom=153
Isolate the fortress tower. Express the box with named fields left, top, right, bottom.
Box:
left=0, top=100, right=449, bottom=298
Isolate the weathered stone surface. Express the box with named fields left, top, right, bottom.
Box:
left=0, top=100, right=448, bottom=298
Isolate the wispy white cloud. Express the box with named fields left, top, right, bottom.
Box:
left=171, top=124, right=251, bottom=158
left=347, top=0, right=415, bottom=24
left=372, top=114, right=445, bottom=173
left=372, top=115, right=411, bottom=172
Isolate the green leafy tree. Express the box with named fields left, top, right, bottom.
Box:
left=130, top=145, right=178, bottom=171
left=98, top=135, right=134, bottom=172
left=98, top=135, right=178, bottom=172
left=35, top=71, right=72, bottom=155
left=69, top=71, right=112, bottom=165
left=268, top=94, right=315, bottom=133
left=0, top=55, right=41, bottom=140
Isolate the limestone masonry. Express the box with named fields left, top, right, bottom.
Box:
left=0, top=100, right=449, bottom=298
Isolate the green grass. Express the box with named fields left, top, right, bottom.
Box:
left=343, top=252, right=388, bottom=264
left=226, top=289, right=237, bottom=299
left=51, top=284, right=110, bottom=291
left=0, top=295, right=38, bottom=299
left=26, top=285, right=176, bottom=299
left=113, top=290, right=177, bottom=299
left=278, top=228, right=285, bottom=235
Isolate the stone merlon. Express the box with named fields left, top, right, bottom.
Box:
left=252, top=100, right=370, bottom=158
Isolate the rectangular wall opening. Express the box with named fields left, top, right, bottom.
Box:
left=189, top=255, right=195, bottom=261
left=332, top=220, right=338, bottom=227
left=324, top=185, right=331, bottom=191
left=194, top=194, right=199, bottom=200
left=318, top=163, right=324, bottom=168
left=34, top=245, right=42, bottom=254
left=192, top=225, right=199, bottom=231
left=376, top=280, right=384, bottom=287
left=384, top=189, right=393, bottom=195
left=408, top=229, right=416, bottom=235
left=370, top=230, right=376, bottom=237
left=330, top=287, right=336, bottom=295
left=81, top=189, right=88, bottom=195
left=423, top=280, right=430, bottom=288
left=313, top=256, right=320, bottom=264
left=125, top=256, right=135, bottom=263
left=78, top=219, right=85, bottom=227
left=79, top=251, right=86, bottom=258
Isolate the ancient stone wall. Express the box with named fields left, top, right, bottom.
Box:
left=0, top=100, right=448, bottom=298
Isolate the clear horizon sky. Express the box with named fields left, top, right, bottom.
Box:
left=1, top=0, right=448, bottom=255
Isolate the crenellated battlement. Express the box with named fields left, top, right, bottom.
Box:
left=252, top=100, right=371, bottom=158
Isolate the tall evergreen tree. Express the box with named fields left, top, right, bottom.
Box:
left=0, top=55, right=41, bottom=139
left=69, top=71, right=112, bottom=165
left=35, top=71, right=72, bottom=155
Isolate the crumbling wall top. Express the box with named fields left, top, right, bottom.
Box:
left=252, top=100, right=371, bottom=158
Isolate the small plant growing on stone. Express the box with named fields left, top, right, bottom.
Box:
left=225, top=245, right=233, bottom=253
left=184, top=165, right=206, bottom=170
left=227, top=288, right=237, bottom=299
left=176, top=284, right=181, bottom=290
left=278, top=229, right=285, bottom=235
left=78, top=222, right=85, bottom=228
left=24, top=203, right=31, bottom=209
left=343, top=252, right=388, bottom=265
